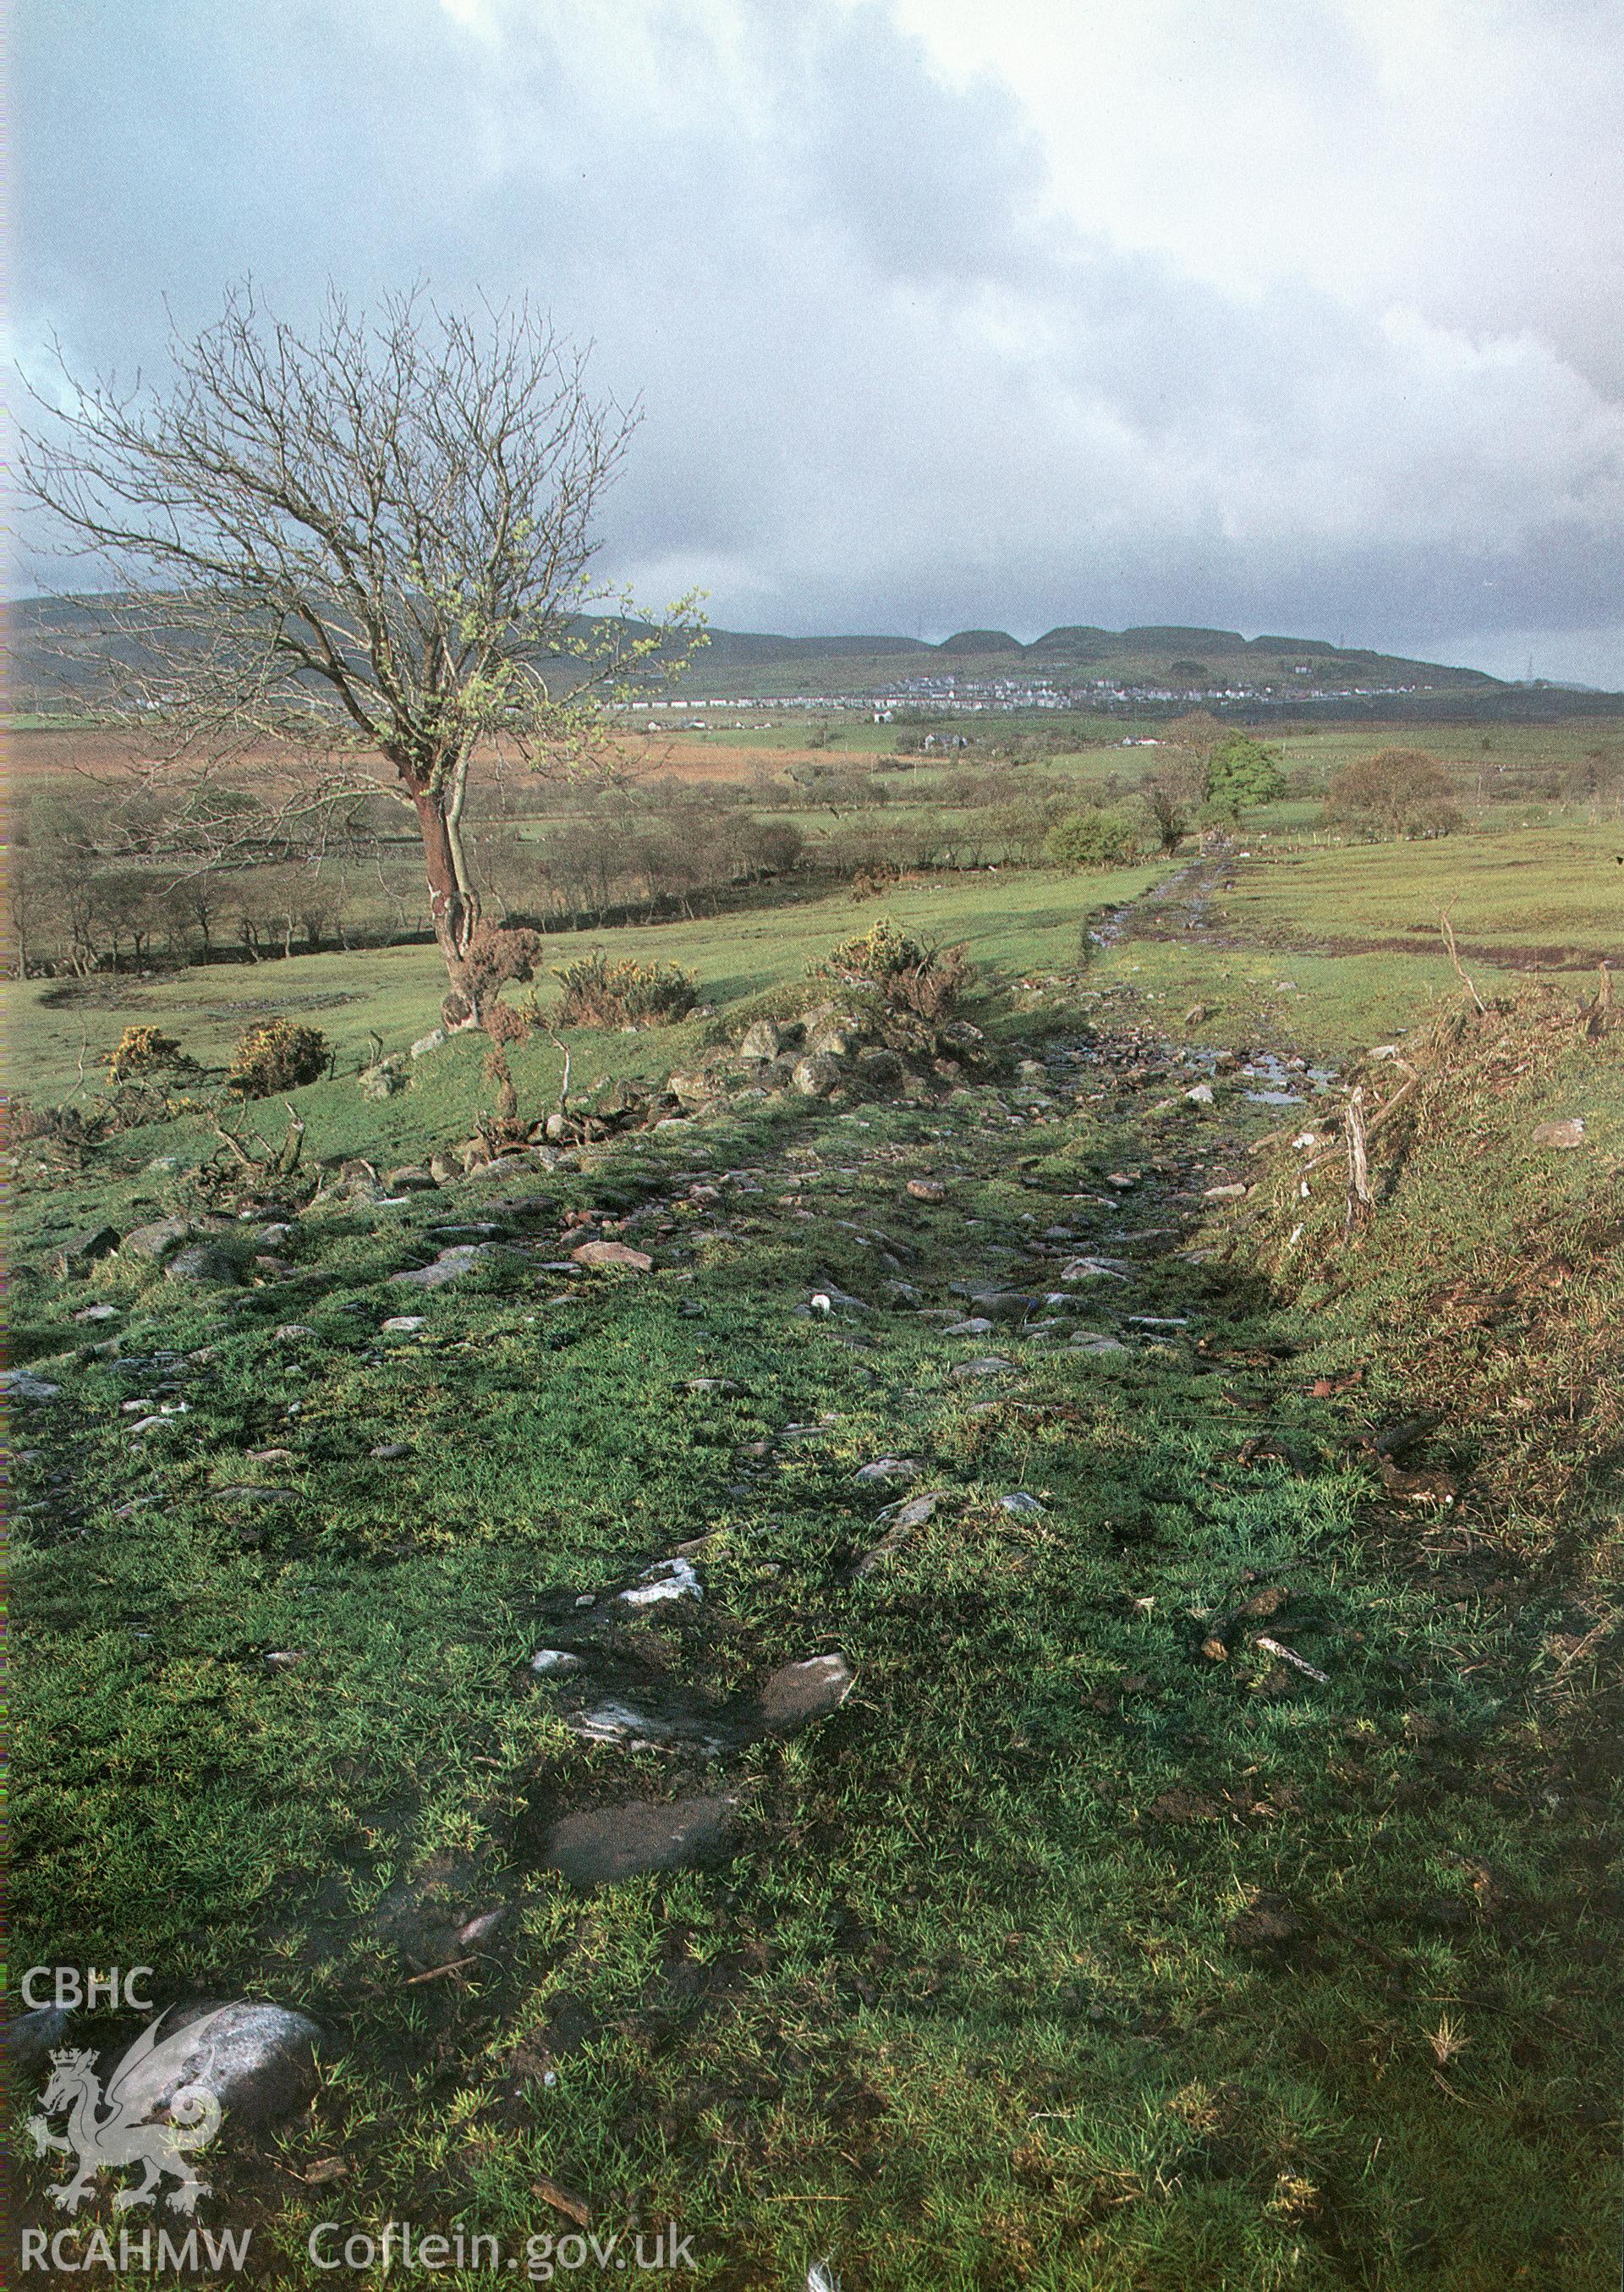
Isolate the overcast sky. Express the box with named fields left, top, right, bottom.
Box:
left=14, top=0, right=1624, bottom=681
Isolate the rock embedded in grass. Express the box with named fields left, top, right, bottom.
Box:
left=540, top=1795, right=734, bottom=1888
left=3, top=1370, right=63, bottom=1402
left=51, top=1225, right=122, bottom=1276
left=854, top=1457, right=924, bottom=1484
left=112, top=2002, right=322, bottom=2127
left=757, top=1652, right=855, bottom=1734
left=617, top=1557, right=702, bottom=1608
left=570, top=1239, right=654, bottom=1272
left=950, top=1356, right=1017, bottom=1381
left=165, top=1244, right=239, bottom=1286
left=123, top=1217, right=193, bottom=1262
left=389, top=1245, right=491, bottom=1289
left=792, top=1053, right=845, bottom=1098
left=381, top=1314, right=427, bottom=1334
left=1532, top=1118, right=1587, bottom=1149
left=738, top=1019, right=782, bottom=1059
left=8, top=2004, right=73, bottom=2080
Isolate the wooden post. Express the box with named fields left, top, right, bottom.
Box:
left=1345, top=1085, right=1374, bottom=1232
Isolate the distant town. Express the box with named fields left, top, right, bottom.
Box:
left=627, top=666, right=1450, bottom=720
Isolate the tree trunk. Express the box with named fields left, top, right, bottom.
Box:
left=412, top=784, right=482, bottom=1020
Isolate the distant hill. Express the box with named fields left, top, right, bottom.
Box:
left=670, top=618, right=1511, bottom=702
left=14, top=596, right=1619, bottom=726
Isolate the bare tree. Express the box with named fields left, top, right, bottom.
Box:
left=20, top=284, right=703, bottom=1021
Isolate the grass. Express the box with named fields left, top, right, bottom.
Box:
left=8, top=838, right=1622, bottom=2287
left=1223, top=822, right=1624, bottom=963
left=5, top=863, right=1166, bottom=1108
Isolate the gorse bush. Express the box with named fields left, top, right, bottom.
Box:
left=553, top=953, right=700, bottom=1028
left=102, top=1025, right=197, bottom=1082
left=811, top=916, right=975, bottom=1020
left=1045, top=808, right=1145, bottom=869
left=225, top=1018, right=331, bottom=1098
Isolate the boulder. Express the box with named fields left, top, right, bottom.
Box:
left=806, top=1017, right=859, bottom=1058
left=359, top=1059, right=407, bottom=1102
left=384, top=1165, right=439, bottom=1193
left=791, top=1053, right=845, bottom=1098
left=595, top=1079, right=654, bottom=1120
left=738, top=1018, right=782, bottom=1060
left=164, top=1245, right=239, bottom=1286
left=667, top=1069, right=717, bottom=1109
left=50, top=1226, right=122, bottom=1277
left=409, top=1028, right=447, bottom=1060
left=123, top=1217, right=193, bottom=1263
left=429, top=1151, right=464, bottom=1185
left=968, top=1290, right=1041, bottom=1323
left=905, top=1177, right=946, bottom=1203
left=7, top=2004, right=72, bottom=2079
left=854, top=1047, right=905, bottom=1089
left=2, top=1369, right=63, bottom=1402
left=571, top=1239, right=654, bottom=1272
left=109, top=2002, right=321, bottom=2128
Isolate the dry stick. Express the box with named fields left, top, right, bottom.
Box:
left=1440, top=903, right=1487, bottom=1016
left=1344, top=1086, right=1374, bottom=1232
left=1297, top=1064, right=1422, bottom=1179
left=545, top=1027, right=572, bottom=1113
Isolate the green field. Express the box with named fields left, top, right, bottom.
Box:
left=8, top=808, right=1623, bottom=2288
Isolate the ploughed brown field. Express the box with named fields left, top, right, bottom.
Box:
left=2, top=723, right=824, bottom=789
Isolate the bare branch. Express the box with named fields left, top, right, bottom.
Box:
left=19, top=283, right=705, bottom=1012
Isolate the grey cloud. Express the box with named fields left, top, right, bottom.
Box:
left=12, top=0, right=1622, bottom=679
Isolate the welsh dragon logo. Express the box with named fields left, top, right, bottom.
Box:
left=25, top=2012, right=225, bottom=2216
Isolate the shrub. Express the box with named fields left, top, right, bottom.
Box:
left=1045, top=808, right=1144, bottom=868
left=553, top=953, right=700, bottom=1028
left=103, top=1025, right=197, bottom=1083
left=1325, top=749, right=1457, bottom=838
left=226, top=1018, right=330, bottom=1098
left=851, top=860, right=902, bottom=901
left=443, top=923, right=545, bottom=1031
left=810, top=917, right=975, bottom=1020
